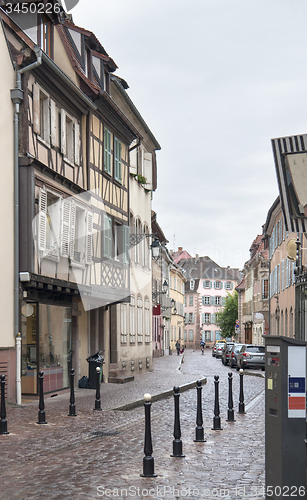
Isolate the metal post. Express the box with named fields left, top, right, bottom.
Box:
left=94, top=366, right=102, bottom=411
left=212, top=375, right=223, bottom=430
left=171, top=386, right=185, bottom=457
left=238, top=369, right=245, bottom=414
left=68, top=368, right=77, bottom=417
left=141, top=393, right=157, bottom=477
left=226, top=372, right=235, bottom=422
left=194, top=380, right=206, bottom=442
left=37, top=371, right=47, bottom=424
left=0, top=375, right=9, bottom=435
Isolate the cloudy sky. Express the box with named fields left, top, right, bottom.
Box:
left=72, top=0, right=307, bottom=269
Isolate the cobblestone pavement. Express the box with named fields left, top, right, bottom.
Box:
left=1, top=349, right=265, bottom=500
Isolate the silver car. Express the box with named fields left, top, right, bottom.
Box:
left=236, top=344, right=265, bottom=371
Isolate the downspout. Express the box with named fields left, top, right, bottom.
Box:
left=10, top=47, right=42, bottom=405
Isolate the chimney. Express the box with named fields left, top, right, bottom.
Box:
left=178, top=247, right=183, bottom=252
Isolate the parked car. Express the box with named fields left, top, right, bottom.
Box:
left=215, top=341, right=226, bottom=359
left=212, top=339, right=226, bottom=357
left=236, top=344, right=265, bottom=371
left=221, top=343, right=235, bottom=365
left=229, top=343, right=244, bottom=368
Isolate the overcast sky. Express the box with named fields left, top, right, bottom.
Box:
left=72, top=0, right=307, bottom=269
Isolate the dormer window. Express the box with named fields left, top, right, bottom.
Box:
left=39, top=15, right=51, bottom=56
left=190, top=279, right=195, bottom=290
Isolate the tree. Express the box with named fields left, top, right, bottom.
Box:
left=216, top=291, right=238, bottom=339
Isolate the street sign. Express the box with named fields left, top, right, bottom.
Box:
left=235, top=324, right=239, bottom=329
left=235, top=319, right=239, bottom=325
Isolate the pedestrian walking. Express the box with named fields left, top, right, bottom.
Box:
left=175, top=340, right=180, bottom=355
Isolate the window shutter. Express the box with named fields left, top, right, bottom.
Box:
left=202, top=313, right=205, bottom=324
left=74, top=121, right=80, bottom=165
left=231, top=282, right=233, bottom=290
left=211, top=313, right=216, bottom=324
left=143, top=152, right=153, bottom=190
left=33, top=83, right=40, bottom=134
left=104, top=128, right=111, bottom=174
left=221, top=297, right=226, bottom=306
left=191, top=313, right=195, bottom=324
left=129, top=145, right=138, bottom=175
left=38, top=188, right=47, bottom=251
left=61, top=109, right=66, bottom=155
left=50, top=100, right=57, bottom=146
left=211, top=296, right=215, bottom=306
left=69, top=200, right=76, bottom=260
left=85, top=211, right=93, bottom=265
left=123, top=225, right=130, bottom=264
left=61, top=199, right=71, bottom=257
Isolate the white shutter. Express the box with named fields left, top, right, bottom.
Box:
left=143, top=152, right=152, bottom=190
left=33, top=83, right=40, bottom=134
left=61, top=199, right=71, bottom=257
left=38, top=188, right=47, bottom=251
left=85, top=211, right=93, bottom=265
left=50, top=100, right=57, bottom=146
left=61, top=109, right=66, bottom=155
left=69, top=200, right=76, bottom=260
left=129, top=146, right=137, bottom=175
left=74, top=120, right=80, bottom=165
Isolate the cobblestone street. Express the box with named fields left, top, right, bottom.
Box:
left=1, top=349, right=265, bottom=500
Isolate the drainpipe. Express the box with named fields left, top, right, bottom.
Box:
left=10, top=47, right=42, bottom=405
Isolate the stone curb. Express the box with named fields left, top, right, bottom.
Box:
left=112, top=377, right=207, bottom=411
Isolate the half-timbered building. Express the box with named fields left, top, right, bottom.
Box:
left=0, top=2, right=152, bottom=396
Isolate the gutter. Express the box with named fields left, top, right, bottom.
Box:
left=10, top=46, right=43, bottom=405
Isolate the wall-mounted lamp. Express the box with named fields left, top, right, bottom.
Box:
left=129, top=232, right=156, bottom=247
left=152, top=279, right=168, bottom=299
left=151, top=238, right=161, bottom=261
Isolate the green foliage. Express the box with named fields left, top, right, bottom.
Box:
left=215, top=291, right=238, bottom=339
left=137, top=174, right=147, bottom=185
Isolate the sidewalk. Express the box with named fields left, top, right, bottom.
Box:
left=1, top=350, right=265, bottom=500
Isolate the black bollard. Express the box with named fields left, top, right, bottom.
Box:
left=0, top=375, right=9, bottom=435
left=37, top=371, right=47, bottom=424
left=226, top=372, right=235, bottom=422
left=68, top=368, right=77, bottom=417
left=140, top=393, right=157, bottom=477
left=194, top=380, right=206, bottom=442
left=238, top=369, right=246, bottom=414
left=212, top=375, right=223, bottom=430
left=171, top=386, right=185, bottom=457
left=94, top=366, right=102, bottom=411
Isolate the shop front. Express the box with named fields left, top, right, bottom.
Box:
left=21, top=302, right=72, bottom=394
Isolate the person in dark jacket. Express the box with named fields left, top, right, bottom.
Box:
left=175, top=340, right=180, bottom=355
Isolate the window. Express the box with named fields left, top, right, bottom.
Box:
left=263, top=279, right=269, bottom=299
left=214, top=281, right=221, bottom=289
left=120, top=304, right=127, bottom=343
left=203, top=313, right=210, bottom=324
left=114, top=137, right=122, bottom=182
left=205, top=331, right=211, bottom=341
left=129, top=296, right=136, bottom=343
left=174, top=277, right=177, bottom=290
left=144, top=299, right=150, bottom=343
left=38, top=188, right=60, bottom=261
left=33, top=84, right=50, bottom=143
left=104, top=127, right=111, bottom=174
left=59, top=110, right=80, bottom=165
left=189, top=295, right=193, bottom=306
left=189, top=330, right=194, bottom=342
left=103, top=214, right=112, bottom=259
left=40, top=15, right=51, bottom=55
left=188, top=312, right=195, bottom=324
left=215, top=296, right=221, bottom=306
left=225, top=282, right=232, bottom=290
left=202, top=296, right=210, bottom=305
left=137, top=296, right=143, bottom=343
left=190, top=279, right=195, bottom=290
left=203, top=280, right=211, bottom=288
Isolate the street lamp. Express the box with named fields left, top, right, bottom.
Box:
left=151, top=238, right=161, bottom=261
left=152, top=279, right=168, bottom=299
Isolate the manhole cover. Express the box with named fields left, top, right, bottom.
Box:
left=90, top=430, right=120, bottom=437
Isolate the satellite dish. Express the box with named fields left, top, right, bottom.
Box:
left=286, top=239, right=297, bottom=262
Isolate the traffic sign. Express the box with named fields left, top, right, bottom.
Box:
left=235, top=324, right=239, bottom=329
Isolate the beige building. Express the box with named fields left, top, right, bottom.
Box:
left=169, top=263, right=185, bottom=352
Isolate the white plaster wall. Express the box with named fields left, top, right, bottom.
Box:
left=0, top=22, right=15, bottom=348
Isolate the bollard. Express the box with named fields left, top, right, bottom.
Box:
left=0, top=375, right=9, bottom=435
left=226, top=372, right=235, bottom=422
left=194, top=380, right=206, bottom=442
left=238, top=369, right=245, bottom=414
left=212, top=375, right=223, bottom=430
left=171, top=386, right=185, bottom=457
left=68, top=368, right=77, bottom=417
left=140, top=393, right=157, bottom=477
left=93, top=366, right=102, bottom=411
left=37, top=371, right=47, bottom=424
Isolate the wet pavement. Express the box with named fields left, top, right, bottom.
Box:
left=1, top=349, right=265, bottom=500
